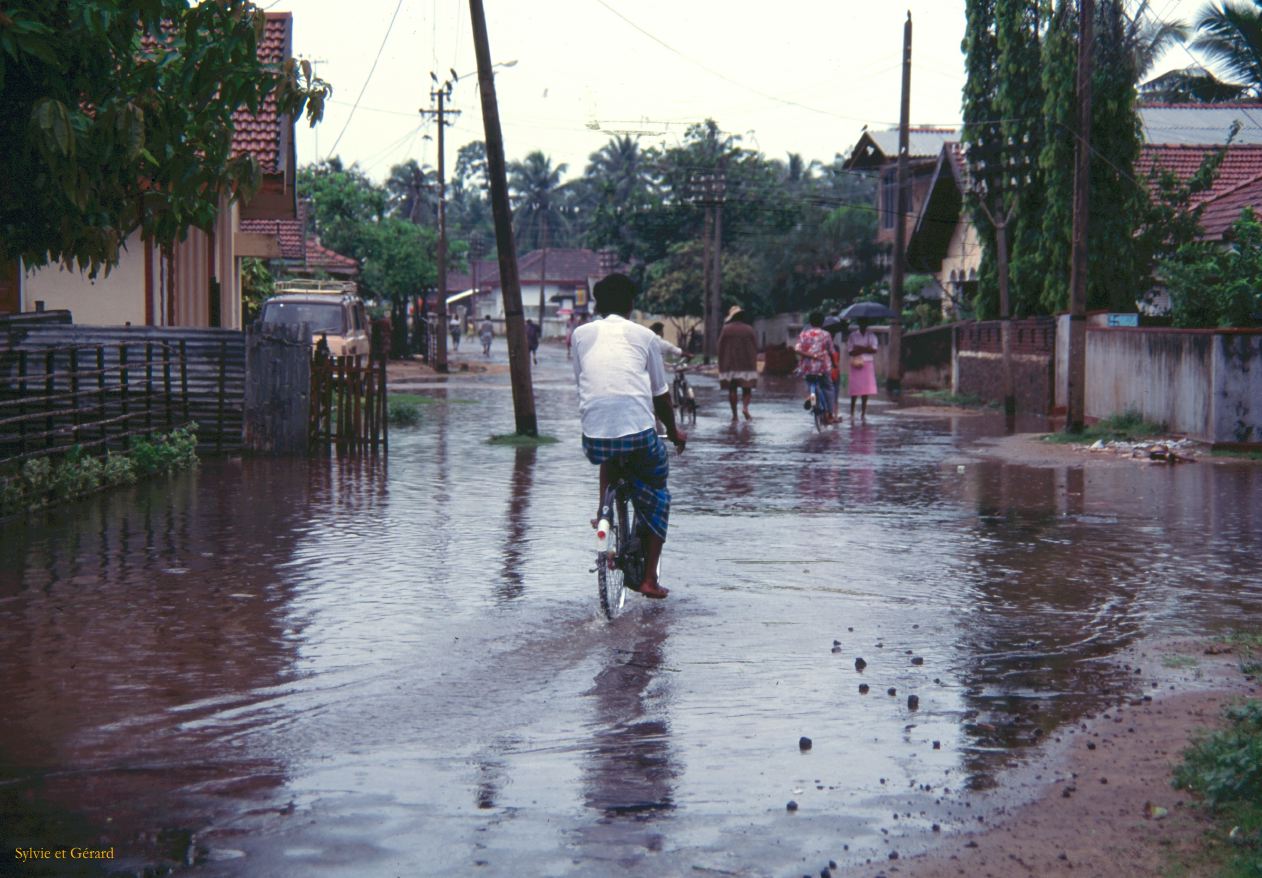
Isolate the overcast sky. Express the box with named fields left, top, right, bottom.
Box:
left=281, top=0, right=1210, bottom=183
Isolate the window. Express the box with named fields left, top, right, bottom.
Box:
left=260, top=301, right=346, bottom=334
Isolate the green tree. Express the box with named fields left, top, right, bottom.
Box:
left=641, top=240, right=758, bottom=317
left=298, top=160, right=387, bottom=259
left=580, top=135, right=659, bottom=265
left=0, top=0, right=328, bottom=276
left=1161, top=206, right=1262, bottom=326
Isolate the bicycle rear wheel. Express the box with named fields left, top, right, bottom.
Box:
left=597, top=493, right=629, bottom=620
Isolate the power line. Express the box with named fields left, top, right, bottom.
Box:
left=326, top=0, right=405, bottom=159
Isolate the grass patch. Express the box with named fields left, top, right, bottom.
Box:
left=1172, top=699, right=1262, bottom=877
left=486, top=433, right=560, bottom=447
left=388, top=393, right=476, bottom=405
left=1043, top=410, right=1168, bottom=445
left=1223, top=632, right=1262, bottom=676
left=389, top=402, right=423, bottom=427
left=1213, top=448, right=1262, bottom=462
left=1162, top=654, right=1200, bottom=669
left=910, top=389, right=995, bottom=408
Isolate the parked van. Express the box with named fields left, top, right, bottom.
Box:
left=259, top=281, right=370, bottom=359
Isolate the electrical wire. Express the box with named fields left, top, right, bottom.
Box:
left=326, top=0, right=406, bottom=159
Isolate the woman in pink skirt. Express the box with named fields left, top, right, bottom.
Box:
left=846, top=318, right=879, bottom=419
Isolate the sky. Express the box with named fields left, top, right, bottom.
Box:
left=279, top=0, right=1212, bottom=184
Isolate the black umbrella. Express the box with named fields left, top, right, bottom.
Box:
left=822, top=314, right=848, bottom=335
left=839, top=301, right=898, bottom=321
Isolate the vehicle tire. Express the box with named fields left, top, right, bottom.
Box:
left=598, top=495, right=629, bottom=620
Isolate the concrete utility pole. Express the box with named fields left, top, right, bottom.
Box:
left=469, top=0, right=537, bottom=435
left=421, top=76, right=460, bottom=373
left=888, top=11, right=912, bottom=397
left=977, top=197, right=1018, bottom=418
left=1066, top=0, right=1093, bottom=432
left=689, top=169, right=726, bottom=362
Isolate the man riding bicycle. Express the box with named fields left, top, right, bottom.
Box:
left=572, top=274, right=687, bottom=600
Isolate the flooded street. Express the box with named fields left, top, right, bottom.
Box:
left=3, top=339, right=1261, bottom=877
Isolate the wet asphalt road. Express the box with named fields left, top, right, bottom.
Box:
left=2, top=336, right=1261, bottom=877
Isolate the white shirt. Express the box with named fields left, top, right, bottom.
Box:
left=572, top=314, right=669, bottom=439
left=655, top=336, right=684, bottom=360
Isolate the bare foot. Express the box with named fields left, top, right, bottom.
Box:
left=742, top=407, right=752, bottom=421
left=638, top=582, right=670, bottom=599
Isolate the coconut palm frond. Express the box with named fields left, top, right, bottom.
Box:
left=1190, top=0, right=1262, bottom=91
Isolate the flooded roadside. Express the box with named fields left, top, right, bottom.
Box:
left=2, top=347, right=1261, bottom=876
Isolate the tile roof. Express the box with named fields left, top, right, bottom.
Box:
left=1138, top=144, right=1262, bottom=238
left=239, top=215, right=305, bottom=260
left=1195, top=173, right=1262, bottom=239
left=480, top=249, right=624, bottom=287
left=305, top=239, right=358, bottom=273
left=845, top=128, right=958, bottom=169
left=230, top=13, right=293, bottom=174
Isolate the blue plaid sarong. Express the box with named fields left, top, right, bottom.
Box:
left=582, top=428, right=671, bottom=540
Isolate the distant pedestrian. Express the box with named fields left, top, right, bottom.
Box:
left=449, top=315, right=462, bottom=351
left=565, top=313, right=579, bottom=359
left=525, top=318, right=540, bottom=364
left=479, top=315, right=495, bottom=356
left=649, top=321, right=684, bottom=361
left=718, top=305, right=758, bottom=421
left=846, top=318, right=880, bottom=419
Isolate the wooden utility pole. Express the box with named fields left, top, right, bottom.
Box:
left=711, top=164, right=724, bottom=362
left=888, top=11, right=912, bottom=397
left=700, top=198, right=713, bottom=359
left=469, top=0, right=537, bottom=434
left=421, top=79, right=460, bottom=373
left=1066, top=0, right=1093, bottom=432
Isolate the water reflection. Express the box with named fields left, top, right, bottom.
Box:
left=499, top=447, right=536, bottom=602
left=0, top=461, right=309, bottom=868
left=578, top=613, right=677, bottom=861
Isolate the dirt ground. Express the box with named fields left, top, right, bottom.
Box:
left=860, top=647, right=1258, bottom=878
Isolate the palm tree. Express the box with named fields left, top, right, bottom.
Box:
left=1126, top=0, right=1189, bottom=79
left=509, top=151, right=569, bottom=324
left=509, top=151, right=568, bottom=251
left=385, top=159, right=437, bottom=225
left=1189, top=0, right=1262, bottom=94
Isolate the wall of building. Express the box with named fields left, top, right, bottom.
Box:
left=1213, top=333, right=1262, bottom=446
left=24, top=232, right=148, bottom=326
left=1085, top=328, right=1214, bottom=439
left=955, top=318, right=1057, bottom=411
left=1083, top=327, right=1262, bottom=446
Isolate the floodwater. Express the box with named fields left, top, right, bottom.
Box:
left=2, top=338, right=1261, bottom=877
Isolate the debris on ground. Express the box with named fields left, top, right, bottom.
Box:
left=1084, top=437, right=1201, bottom=463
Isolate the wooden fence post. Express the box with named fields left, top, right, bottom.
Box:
left=96, top=346, right=106, bottom=444
left=119, top=344, right=130, bottom=449
left=243, top=322, right=311, bottom=454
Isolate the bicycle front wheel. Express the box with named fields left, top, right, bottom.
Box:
left=597, top=496, right=628, bottom=620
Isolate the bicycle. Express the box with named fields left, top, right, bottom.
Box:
left=803, top=375, right=832, bottom=433
left=593, top=457, right=654, bottom=620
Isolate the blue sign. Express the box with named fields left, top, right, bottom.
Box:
left=1106, top=313, right=1139, bottom=327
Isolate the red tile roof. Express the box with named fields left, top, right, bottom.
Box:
left=230, top=13, right=293, bottom=174
left=480, top=249, right=625, bottom=287
left=1138, top=144, right=1262, bottom=238
left=305, top=239, right=358, bottom=273
left=239, top=215, right=305, bottom=260
left=1196, top=173, right=1262, bottom=239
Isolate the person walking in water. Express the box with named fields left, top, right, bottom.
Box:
left=449, top=314, right=462, bottom=352
left=525, top=318, right=540, bottom=365
left=479, top=315, right=495, bottom=357
left=846, top=318, right=880, bottom=419
left=718, top=305, right=758, bottom=421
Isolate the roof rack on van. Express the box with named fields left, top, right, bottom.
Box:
left=273, top=279, right=358, bottom=296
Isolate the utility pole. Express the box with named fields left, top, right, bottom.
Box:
left=888, top=11, right=912, bottom=397
left=1066, top=0, right=1093, bottom=432
left=469, top=0, right=537, bottom=435
left=421, top=75, right=461, bottom=374
left=537, top=220, right=548, bottom=336
left=688, top=169, right=725, bottom=362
